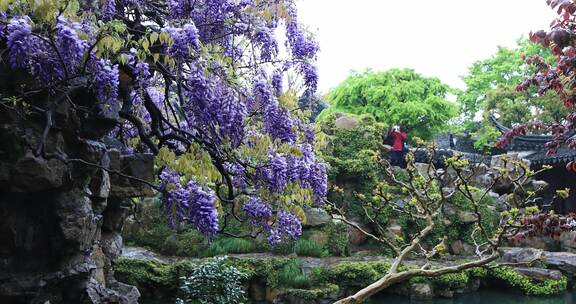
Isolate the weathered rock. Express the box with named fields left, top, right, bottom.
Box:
left=388, top=221, right=403, bottom=238
left=349, top=226, right=368, bottom=245
left=488, top=191, right=499, bottom=200
left=532, top=180, right=550, bottom=191
left=266, top=287, right=284, bottom=303
left=410, top=283, right=434, bottom=300
left=560, top=231, right=576, bottom=253
left=334, top=115, right=359, bottom=130
left=109, top=151, right=155, bottom=197
left=330, top=215, right=369, bottom=245
left=514, top=267, right=563, bottom=282
left=249, top=280, right=267, bottom=302
left=0, top=104, right=148, bottom=303
left=489, top=153, right=531, bottom=194
left=444, top=203, right=477, bottom=223
left=86, top=279, right=140, bottom=304
left=92, top=246, right=107, bottom=285
left=90, top=169, right=111, bottom=200
left=308, top=230, right=329, bottom=247
left=469, top=164, right=493, bottom=188
left=500, top=247, right=545, bottom=267
left=55, top=188, right=101, bottom=253
left=495, top=194, right=509, bottom=210
left=102, top=198, right=130, bottom=233
left=544, top=251, right=576, bottom=275
left=511, top=236, right=561, bottom=252
left=436, top=289, right=454, bottom=298
left=304, top=208, right=332, bottom=227
left=450, top=240, right=475, bottom=256
left=10, top=153, right=68, bottom=192
left=463, top=277, right=481, bottom=293
left=414, top=163, right=433, bottom=179
left=439, top=167, right=458, bottom=186
left=331, top=214, right=345, bottom=224
left=458, top=210, right=478, bottom=223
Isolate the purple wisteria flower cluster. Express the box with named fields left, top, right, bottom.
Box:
left=0, top=0, right=325, bottom=244
left=243, top=197, right=302, bottom=246
left=268, top=211, right=302, bottom=246
left=160, top=169, right=219, bottom=238
left=255, top=142, right=327, bottom=206
left=4, top=16, right=119, bottom=115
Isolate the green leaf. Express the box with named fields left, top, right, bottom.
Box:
left=118, top=53, right=129, bottom=65
left=159, top=31, right=170, bottom=44
left=140, top=37, right=150, bottom=51
left=149, top=32, right=159, bottom=45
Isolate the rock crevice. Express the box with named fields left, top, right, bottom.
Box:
left=0, top=107, right=153, bottom=303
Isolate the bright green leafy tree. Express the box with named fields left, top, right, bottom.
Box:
left=318, top=69, right=458, bottom=140
left=457, top=39, right=567, bottom=149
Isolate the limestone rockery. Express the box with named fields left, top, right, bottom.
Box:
left=0, top=102, right=154, bottom=304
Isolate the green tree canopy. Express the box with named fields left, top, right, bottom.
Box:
left=457, top=38, right=568, bottom=149
left=318, top=69, right=457, bottom=139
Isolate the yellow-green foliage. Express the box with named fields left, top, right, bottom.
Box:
left=318, top=114, right=392, bottom=228
left=323, top=222, right=351, bottom=257
left=124, top=201, right=258, bottom=257
left=237, top=258, right=313, bottom=289
left=318, top=69, right=457, bottom=140
left=319, top=113, right=385, bottom=179
left=114, top=257, right=568, bottom=301
left=114, top=258, right=195, bottom=293
left=487, top=266, right=567, bottom=296
left=313, top=260, right=566, bottom=297
left=283, top=284, right=340, bottom=301
left=318, top=261, right=391, bottom=289
left=411, top=271, right=469, bottom=290
left=398, top=191, right=499, bottom=248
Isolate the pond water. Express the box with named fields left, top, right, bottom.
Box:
left=139, top=289, right=576, bottom=304
left=368, top=290, right=576, bottom=304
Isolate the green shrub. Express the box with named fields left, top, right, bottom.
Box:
left=230, top=257, right=312, bottom=289
left=256, top=239, right=296, bottom=255
left=172, top=230, right=226, bottom=257
left=466, top=266, right=489, bottom=278
left=320, top=261, right=389, bottom=289
left=215, top=237, right=256, bottom=254
left=324, top=222, right=350, bottom=257
left=398, top=191, right=500, bottom=249
left=430, top=272, right=469, bottom=289
left=283, top=284, right=340, bottom=301
left=487, top=266, right=567, bottom=296
left=123, top=199, right=173, bottom=252
left=318, top=113, right=392, bottom=227
left=294, top=239, right=328, bottom=257
left=276, top=259, right=311, bottom=289
left=114, top=258, right=195, bottom=294
left=177, top=257, right=247, bottom=304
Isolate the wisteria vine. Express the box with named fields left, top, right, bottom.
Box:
left=0, top=0, right=326, bottom=244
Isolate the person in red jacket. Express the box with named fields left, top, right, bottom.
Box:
left=388, top=125, right=407, bottom=168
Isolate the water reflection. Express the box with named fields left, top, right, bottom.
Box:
left=368, top=290, right=576, bottom=304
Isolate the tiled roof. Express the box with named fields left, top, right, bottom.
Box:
left=488, top=114, right=576, bottom=165
left=523, top=148, right=576, bottom=166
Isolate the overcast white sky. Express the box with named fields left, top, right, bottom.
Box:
left=296, top=0, right=558, bottom=94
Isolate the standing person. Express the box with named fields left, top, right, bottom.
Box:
left=388, top=125, right=407, bottom=168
